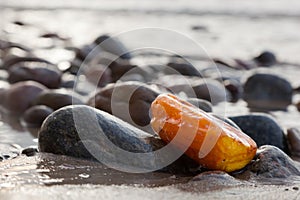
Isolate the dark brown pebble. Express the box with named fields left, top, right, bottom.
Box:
left=87, top=81, right=160, bottom=129
left=293, top=186, right=299, bottom=190
left=287, top=128, right=300, bottom=156
left=22, top=105, right=53, bottom=127
left=223, top=79, right=243, bottom=102
left=2, top=56, right=51, bottom=70
left=108, top=60, right=137, bottom=82
left=1, top=81, right=47, bottom=113
left=8, top=61, right=61, bottom=89
left=166, top=59, right=202, bottom=77
left=296, top=102, right=300, bottom=112
left=85, top=66, right=112, bottom=87
left=21, top=147, right=38, bottom=156
left=33, top=89, right=84, bottom=110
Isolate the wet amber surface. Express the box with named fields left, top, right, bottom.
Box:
left=151, top=94, right=257, bottom=172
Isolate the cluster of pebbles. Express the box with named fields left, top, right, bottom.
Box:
left=1, top=21, right=300, bottom=185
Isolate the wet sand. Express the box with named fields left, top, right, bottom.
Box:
left=1, top=154, right=300, bottom=199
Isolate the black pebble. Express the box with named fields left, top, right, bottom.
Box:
left=21, top=147, right=38, bottom=157
left=292, top=187, right=299, bottom=191
left=253, top=51, right=277, bottom=67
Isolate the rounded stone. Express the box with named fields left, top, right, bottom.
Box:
left=223, top=78, right=243, bottom=102
left=84, top=65, right=112, bottom=87
left=1, top=81, right=47, bottom=113
left=38, top=105, right=197, bottom=173
left=253, top=51, right=277, bottom=67
left=87, top=81, right=160, bottom=128
left=192, top=79, right=231, bottom=105
left=8, top=61, right=61, bottom=89
left=287, top=128, right=300, bottom=156
left=186, top=98, right=212, bottom=112
left=157, top=75, right=230, bottom=105
left=22, top=105, right=53, bottom=127
left=108, top=60, right=137, bottom=82
left=250, top=145, right=300, bottom=178
left=32, top=89, right=84, bottom=110
left=243, top=73, right=292, bottom=110
left=229, top=114, right=288, bottom=152
left=21, top=146, right=38, bottom=157
left=2, top=56, right=52, bottom=70
left=166, top=60, right=202, bottom=77
left=93, top=35, right=131, bottom=59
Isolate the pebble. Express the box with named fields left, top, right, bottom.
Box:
left=38, top=105, right=198, bottom=173
left=179, top=171, right=243, bottom=193
left=243, top=73, right=292, bottom=110
left=8, top=61, right=61, bottom=89
left=156, top=75, right=230, bottom=105
left=87, top=81, right=160, bottom=128
left=186, top=98, right=213, bottom=112
left=230, top=114, right=288, bottom=152
left=93, top=34, right=131, bottom=59
left=108, top=60, right=137, bottom=82
left=249, top=145, right=300, bottom=178
left=84, top=65, right=112, bottom=87
left=192, top=79, right=231, bottom=105
left=21, top=146, right=38, bottom=156
left=166, top=60, right=202, bottom=77
left=32, top=89, right=84, bottom=110
left=0, top=81, right=47, bottom=113
left=22, top=105, right=54, bottom=127
left=253, top=51, right=277, bottom=67
left=2, top=56, right=51, bottom=70
left=287, top=128, right=300, bottom=156
left=223, top=78, right=243, bottom=102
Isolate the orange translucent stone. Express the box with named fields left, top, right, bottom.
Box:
left=150, top=94, right=257, bottom=172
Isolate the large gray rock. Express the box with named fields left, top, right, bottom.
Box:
left=243, top=73, right=292, bottom=110
left=38, top=105, right=198, bottom=173
left=230, top=114, right=288, bottom=152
